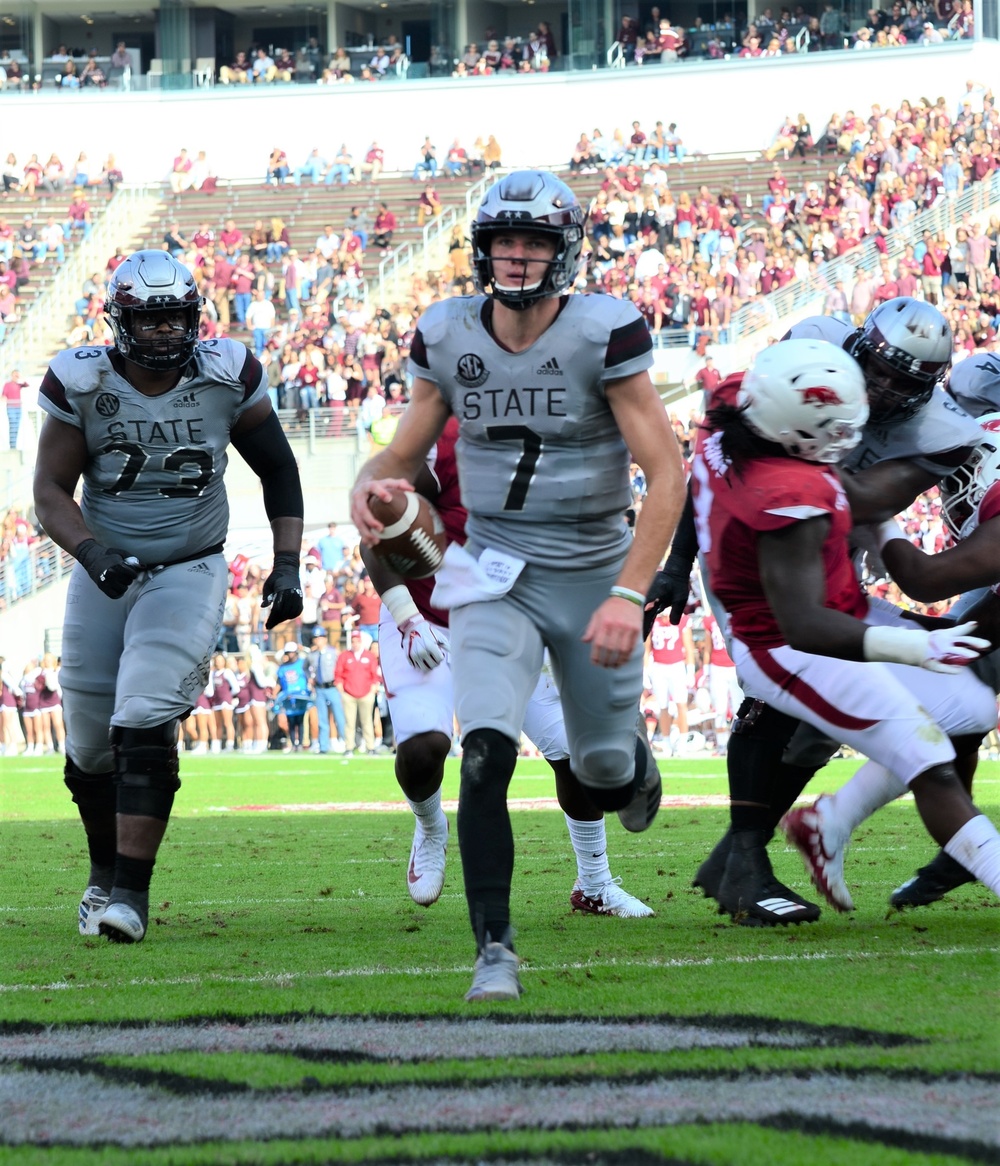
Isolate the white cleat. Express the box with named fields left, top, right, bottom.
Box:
left=570, top=878, right=655, bottom=918
left=465, top=942, right=523, bottom=1002
left=99, top=902, right=147, bottom=944
left=79, top=886, right=110, bottom=936
left=782, top=795, right=854, bottom=912
left=407, top=818, right=448, bottom=906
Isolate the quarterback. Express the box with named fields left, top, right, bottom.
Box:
left=34, top=250, right=304, bottom=944
left=351, top=171, right=685, bottom=1001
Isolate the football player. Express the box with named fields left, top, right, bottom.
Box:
left=805, top=411, right=1000, bottom=909
left=363, top=417, right=655, bottom=920
left=33, top=249, right=304, bottom=944
left=351, top=171, right=685, bottom=1002
left=698, top=339, right=1000, bottom=914
left=647, top=297, right=984, bottom=924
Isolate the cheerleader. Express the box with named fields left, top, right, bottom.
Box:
left=210, top=652, right=239, bottom=751
left=37, top=652, right=65, bottom=755
left=235, top=647, right=271, bottom=752
left=20, top=658, right=42, bottom=756
left=0, top=655, right=25, bottom=755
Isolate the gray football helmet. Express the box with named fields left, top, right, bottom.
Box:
left=105, top=250, right=203, bottom=371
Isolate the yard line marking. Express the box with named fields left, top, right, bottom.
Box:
left=1, top=944, right=996, bottom=994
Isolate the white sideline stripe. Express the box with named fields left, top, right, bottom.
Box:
left=0, top=944, right=995, bottom=995
left=199, top=795, right=737, bottom=813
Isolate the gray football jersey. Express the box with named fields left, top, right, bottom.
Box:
left=38, top=339, right=267, bottom=564
left=408, top=295, right=653, bottom=567
left=784, top=315, right=981, bottom=475
left=947, top=350, right=1000, bottom=419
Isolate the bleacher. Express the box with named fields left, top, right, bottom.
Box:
left=564, top=150, right=835, bottom=218
left=0, top=185, right=112, bottom=341
left=131, top=171, right=483, bottom=317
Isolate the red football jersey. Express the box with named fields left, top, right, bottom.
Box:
left=649, top=613, right=689, bottom=663
left=693, top=411, right=867, bottom=649
left=407, top=416, right=466, bottom=626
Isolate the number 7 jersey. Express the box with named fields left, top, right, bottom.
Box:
left=38, top=339, right=267, bottom=564
left=408, top=294, right=653, bottom=568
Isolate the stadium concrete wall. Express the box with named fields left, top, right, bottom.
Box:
left=2, top=42, right=997, bottom=184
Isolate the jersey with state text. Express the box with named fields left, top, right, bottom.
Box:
left=649, top=613, right=689, bottom=663
left=408, top=294, right=652, bottom=568
left=948, top=350, right=1000, bottom=419
left=783, top=314, right=980, bottom=475
left=408, top=416, right=466, bottom=627
left=38, top=339, right=266, bottom=565
left=693, top=427, right=867, bottom=649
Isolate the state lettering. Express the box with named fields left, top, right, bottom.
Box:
left=105, top=418, right=206, bottom=444
left=460, top=386, right=566, bottom=420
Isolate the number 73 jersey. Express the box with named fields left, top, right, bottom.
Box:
left=409, top=295, right=653, bottom=568
left=38, top=340, right=267, bottom=564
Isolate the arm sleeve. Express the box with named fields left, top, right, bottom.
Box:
left=231, top=410, right=304, bottom=521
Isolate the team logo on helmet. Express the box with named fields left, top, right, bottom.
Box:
left=455, top=353, right=490, bottom=388
left=800, top=385, right=843, bottom=407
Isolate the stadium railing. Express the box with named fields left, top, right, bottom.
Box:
left=728, top=168, right=1000, bottom=346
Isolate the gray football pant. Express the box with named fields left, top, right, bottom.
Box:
left=449, top=555, right=642, bottom=792
left=59, top=555, right=229, bottom=773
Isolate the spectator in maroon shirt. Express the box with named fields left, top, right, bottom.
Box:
left=373, top=202, right=397, bottom=252
left=219, top=217, right=243, bottom=256
left=693, top=355, right=721, bottom=400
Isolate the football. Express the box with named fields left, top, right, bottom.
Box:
left=368, top=488, right=447, bottom=579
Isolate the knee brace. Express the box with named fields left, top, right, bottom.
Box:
left=63, top=754, right=116, bottom=816
left=111, top=722, right=181, bottom=821
left=570, top=733, right=638, bottom=812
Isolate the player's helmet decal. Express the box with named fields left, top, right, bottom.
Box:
left=471, top=171, right=586, bottom=311
left=738, top=339, right=869, bottom=464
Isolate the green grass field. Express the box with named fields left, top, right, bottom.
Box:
left=1, top=752, right=998, bottom=1165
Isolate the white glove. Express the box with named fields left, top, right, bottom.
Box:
left=863, top=621, right=990, bottom=674
left=400, top=615, right=447, bottom=673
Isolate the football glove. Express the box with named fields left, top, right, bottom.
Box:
left=400, top=615, right=447, bottom=673
left=642, top=553, right=694, bottom=638
left=863, top=621, right=989, bottom=674
left=262, top=551, right=304, bottom=629
left=75, top=539, right=141, bottom=600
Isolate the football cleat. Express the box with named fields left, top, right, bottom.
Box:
left=617, top=713, right=663, bottom=833
left=890, top=849, right=976, bottom=909
left=692, top=826, right=733, bottom=902
left=465, top=941, right=523, bottom=1002
left=99, top=901, right=147, bottom=944
left=571, top=878, right=655, bottom=918
left=79, top=886, right=110, bottom=936
left=716, top=830, right=821, bottom=926
left=782, top=796, right=854, bottom=912
left=407, top=817, right=448, bottom=906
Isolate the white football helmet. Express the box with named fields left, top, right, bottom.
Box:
left=947, top=350, right=1000, bottom=419
left=848, top=298, right=952, bottom=423
left=737, top=339, right=869, bottom=463
left=940, top=411, right=1000, bottom=539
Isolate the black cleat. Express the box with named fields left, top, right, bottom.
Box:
left=617, top=713, right=663, bottom=833
left=890, top=849, right=976, bottom=909
left=716, top=830, right=821, bottom=927
left=693, top=827, right=733, bottom=902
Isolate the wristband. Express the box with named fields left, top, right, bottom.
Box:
left=609, top=586, right=645, bottom=606
left=382, top=584, right=420, bottom=628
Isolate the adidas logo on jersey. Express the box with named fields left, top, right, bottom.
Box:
left=187, top=561, right=212, bottom=574
left=536, top=358, right=563, bottom=375
left=174, top=391, right=199, bottom=408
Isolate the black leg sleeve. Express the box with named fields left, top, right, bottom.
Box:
left=457, top=728, right=518, bottom=948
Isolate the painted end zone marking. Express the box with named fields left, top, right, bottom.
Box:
left=208, top=796, right=734, bottom=813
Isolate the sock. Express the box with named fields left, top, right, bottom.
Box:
left=407, top=790, right=447, bottom=835
left=113, top=853, right=155, bottom=893
left=766, top=761, right=818, bottom=830
left=945, top=815, right=1000, bottom=895
left=564, top=815, right=612, bottom=891
left=825, top=761, right=904, bottom=837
